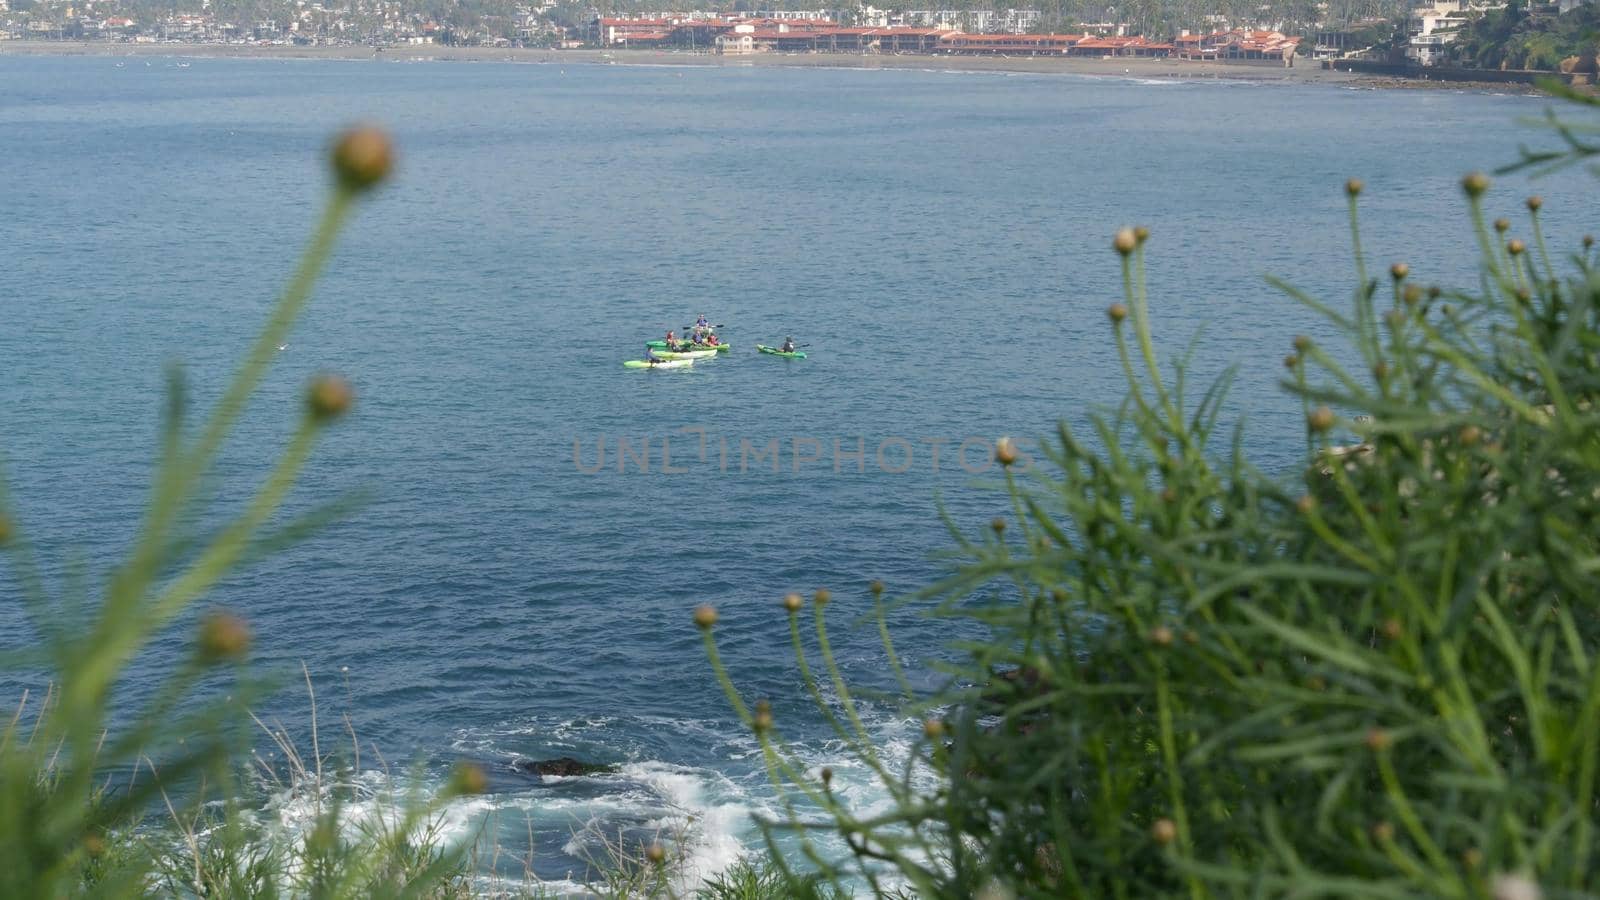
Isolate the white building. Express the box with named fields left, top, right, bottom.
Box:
left=716, top=30, right=753, bottom=53
left=1406, top=0, right=1498, bottom=65
left=1003, top=8, right=1039, bottom=32
left=854, top=4, right=890, bottom=26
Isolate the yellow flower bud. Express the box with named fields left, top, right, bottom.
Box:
left=1113, top=227, right=1138, bottom=255
left=307, top=375, right=354, bottom=422
left=197, top=612, right=251, bottom=663
left=1365, top=727, right=1392, bottom=752
left=693, top=605, right=718, bottom=630
left=331, top=125, right=393, bottom=192
left=448, top=762, right=488, bottom=796
left=1307, top=406, right=1335, bottom=433
left=994, top=436, right=1019, bottom=466
left=1151, top=818, right=1177, bottom=845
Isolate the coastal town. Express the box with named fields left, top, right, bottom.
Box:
left=0, top=0, right=1590, bottom=76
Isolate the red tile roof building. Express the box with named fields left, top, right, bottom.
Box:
left=940, top=33, right=1086, bottom=55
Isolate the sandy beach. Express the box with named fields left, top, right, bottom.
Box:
left=0, top=39, right=1540, bottom=92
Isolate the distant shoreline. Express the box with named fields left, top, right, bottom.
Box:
left=0, top=39, right=1545, bottom=93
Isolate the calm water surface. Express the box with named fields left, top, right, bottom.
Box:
left=0, top=54, right=1589, bottom=888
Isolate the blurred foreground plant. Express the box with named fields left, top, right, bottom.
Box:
left=703, top=95, right=1600, bottom=898
left=0, top=126, right=488, bottom=897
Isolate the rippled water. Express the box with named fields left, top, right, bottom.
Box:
left=0, top=54, right=1590, bottom=887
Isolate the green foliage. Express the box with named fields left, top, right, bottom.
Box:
left=1448, top=0, right=1600, bottom=71
left=694, top=857, right=850, bottom=900
left=1504, top=80, right=1600, bottom=180
left=0, top=127, right=488, bottom=898
left=704, top=93, right=1600, bottom=898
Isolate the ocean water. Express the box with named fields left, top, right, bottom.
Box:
left=0, top=54, right=1592, bottom=889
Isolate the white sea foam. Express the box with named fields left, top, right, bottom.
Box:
left=439, top=705, right=941, bottom=894
left=620, top=760, right=757, bottom=887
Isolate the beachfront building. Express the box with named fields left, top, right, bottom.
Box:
left=715, top=28, right=754, bottom=53
left=1173, top=29, right=1300, bottom=65
left=1218, top=30, right=1300, bottom=64
left=1067, top=35, right=1174, bottom=57
left=940, top=33, right=1084, bottom=54
left=592, top=16, right=677, bottom=47
left=1406, top=1, right=1480, bottom=64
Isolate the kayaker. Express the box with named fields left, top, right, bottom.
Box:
left=644, top=345, right=663, bottom=365
left=690, top=331, right=704, bottom=346
left=706, top=332, right=720, bottom=347
left=696, top=314, right=710, bottom=330
left=780, top=336, right=796, bottom=353
left=665, top=330, right=680, bottom=351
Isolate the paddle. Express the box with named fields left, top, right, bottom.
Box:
left=683, top=323, right=725, bottom=330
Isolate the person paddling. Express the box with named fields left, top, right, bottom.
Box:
left=780, top=336, right=796, bottom=353
left=644, top=345, right=663, bottom=365
left=665, top=330, right=680, bottom=352
left=706, top=332, right=720, bottom=347
left=695, top=313, right=710, bottom=331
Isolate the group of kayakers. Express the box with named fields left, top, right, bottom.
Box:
left=633, top=314, right=800, bottom=366
left=644, top=314, right=723, bottom=363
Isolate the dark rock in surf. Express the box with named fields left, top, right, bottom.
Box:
left=512, top=756, right=616, bottom=777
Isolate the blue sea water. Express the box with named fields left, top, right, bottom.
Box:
left=0, top=53, right=1592, bottom=889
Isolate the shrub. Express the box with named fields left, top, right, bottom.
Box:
left=703, top=96, right=1600, bottom=898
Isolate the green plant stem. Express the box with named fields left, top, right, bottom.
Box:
left=1155, top=668, right=1203, bottom=900
left=109, top=187, right=356, bottom=621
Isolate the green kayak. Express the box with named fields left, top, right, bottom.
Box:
left=623, top=358, right=694, bottom=369
left=647, top=340, right=730, bottom=352
left=757, top=345, right=806, bottom=359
